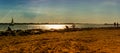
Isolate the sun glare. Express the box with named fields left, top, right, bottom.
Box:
left=44, top=25, right=66, bottom=30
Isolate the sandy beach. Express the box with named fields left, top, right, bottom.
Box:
left=0, top=28, right=120, bottom=53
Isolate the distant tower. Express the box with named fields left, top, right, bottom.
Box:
left=11, top=18, right=14, bottom=24
left=9, top=18, right=14, bottom=26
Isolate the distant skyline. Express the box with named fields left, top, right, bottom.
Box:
left=0, top=0, right=120, bottom=24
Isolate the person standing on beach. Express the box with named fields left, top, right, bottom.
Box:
left=117, top=22, right=119, bottom=27
left=65, top=25, right=69, bottom=29
left=72, top=24, right=75, bottom=29
left=114, top=22, right=116, bottom=27
left=7, top=26, right=12, bottom=31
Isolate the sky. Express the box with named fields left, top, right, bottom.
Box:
left=0, top=0, right=120, bottom=23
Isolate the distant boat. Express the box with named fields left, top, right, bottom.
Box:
left=9, top=18, right=14, bottom=26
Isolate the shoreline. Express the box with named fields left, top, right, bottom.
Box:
left=1, top=27, right=120, bottom=36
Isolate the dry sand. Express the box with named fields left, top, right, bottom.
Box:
left=0, top=29, right=120, bottom=53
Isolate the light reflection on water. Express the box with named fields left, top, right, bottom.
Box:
left=28, top=24, right=72, bottom=30
left=43, top=25, right=68, bottom=30
left=0, top=24, right=115, bottom=31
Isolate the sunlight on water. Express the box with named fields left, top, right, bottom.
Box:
left=44, top=25, right=66, bottom=30
left=23, top=24, right=72, bottom=30
left=0, top=24, right=115, bottom=31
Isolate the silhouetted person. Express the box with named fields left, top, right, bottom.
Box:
left=6, top=26, right=16, bottom=36
left=65, top=25, right=69, bottom=29
left=114, top=22, right=116, bottom=27
left=72, top=24, right=75, bottom=29
left=7, top=26, right=12, bottom=31
left=117, top=22, right=119, bottom=27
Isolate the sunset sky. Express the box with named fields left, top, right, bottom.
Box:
left=0, top=0, right=120, bottom=23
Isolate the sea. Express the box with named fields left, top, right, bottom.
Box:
left=0, top=24, right=115, bottom=31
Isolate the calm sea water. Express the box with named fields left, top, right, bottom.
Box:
left=0, top=24, right=115, bottom=31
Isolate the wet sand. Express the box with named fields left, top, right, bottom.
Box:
left=0, top=28, right=120, bottom=53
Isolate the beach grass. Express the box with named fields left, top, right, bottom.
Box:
left=0, top=28, right=120, bottom=53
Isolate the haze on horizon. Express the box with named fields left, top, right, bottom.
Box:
left=0, top=0, right=120, bottom=24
